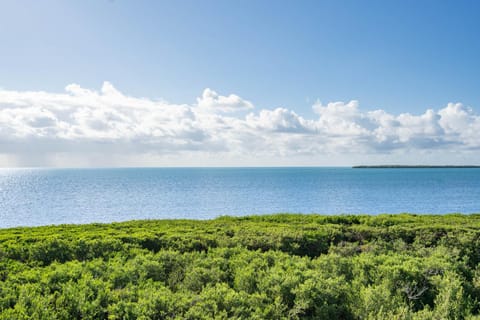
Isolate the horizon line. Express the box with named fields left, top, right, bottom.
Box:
left=1, top=164, right=480, bottom=170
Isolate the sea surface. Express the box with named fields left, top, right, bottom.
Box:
left=0, top=167, right=479, bottom=228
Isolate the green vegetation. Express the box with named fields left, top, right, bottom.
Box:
left=1, top=214, right=480, bottom=319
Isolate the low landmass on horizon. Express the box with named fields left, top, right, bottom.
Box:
left=353, top=165, right=480, bottom=168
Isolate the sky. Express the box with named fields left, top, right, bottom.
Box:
left=0, top=0, right=479, bottom=167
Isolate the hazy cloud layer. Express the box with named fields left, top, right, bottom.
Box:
left=0, top=82, right=479, bottom=166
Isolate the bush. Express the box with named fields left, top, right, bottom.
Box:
left=0, top=214, right=479, bottom=319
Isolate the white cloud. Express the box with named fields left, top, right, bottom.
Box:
left=0, top=82, right=479, bottom=166
left=197, top=88, right=254, bottom=113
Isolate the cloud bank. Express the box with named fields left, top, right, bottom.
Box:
left=0, top=82, right=479, bottom=166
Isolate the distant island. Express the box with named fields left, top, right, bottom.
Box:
left=353, top=165, right=480, bottom=168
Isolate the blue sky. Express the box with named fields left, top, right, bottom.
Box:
left=0, top=1, right=479, bottom=166
left=2, top=0, right=480, bottom=115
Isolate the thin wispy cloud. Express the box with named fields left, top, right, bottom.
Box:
left=0, top=82, right=479, bottom=166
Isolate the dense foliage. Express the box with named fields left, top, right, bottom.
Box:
left=1, top=214, right=480, bottom=319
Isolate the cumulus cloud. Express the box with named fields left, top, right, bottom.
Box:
left=0, top=82, right=479, bottom=166
left=197, top=88, right=254, bottom=113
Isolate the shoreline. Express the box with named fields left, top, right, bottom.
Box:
left=2, top=212, right=480, bottom=230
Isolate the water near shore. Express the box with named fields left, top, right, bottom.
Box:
left=0, top=167, right=479, bottom=228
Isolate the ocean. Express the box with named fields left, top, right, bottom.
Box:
left=0, top=167, right=479, bottom=228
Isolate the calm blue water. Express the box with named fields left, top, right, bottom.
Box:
left=0, top=167, right=479, bottom=228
